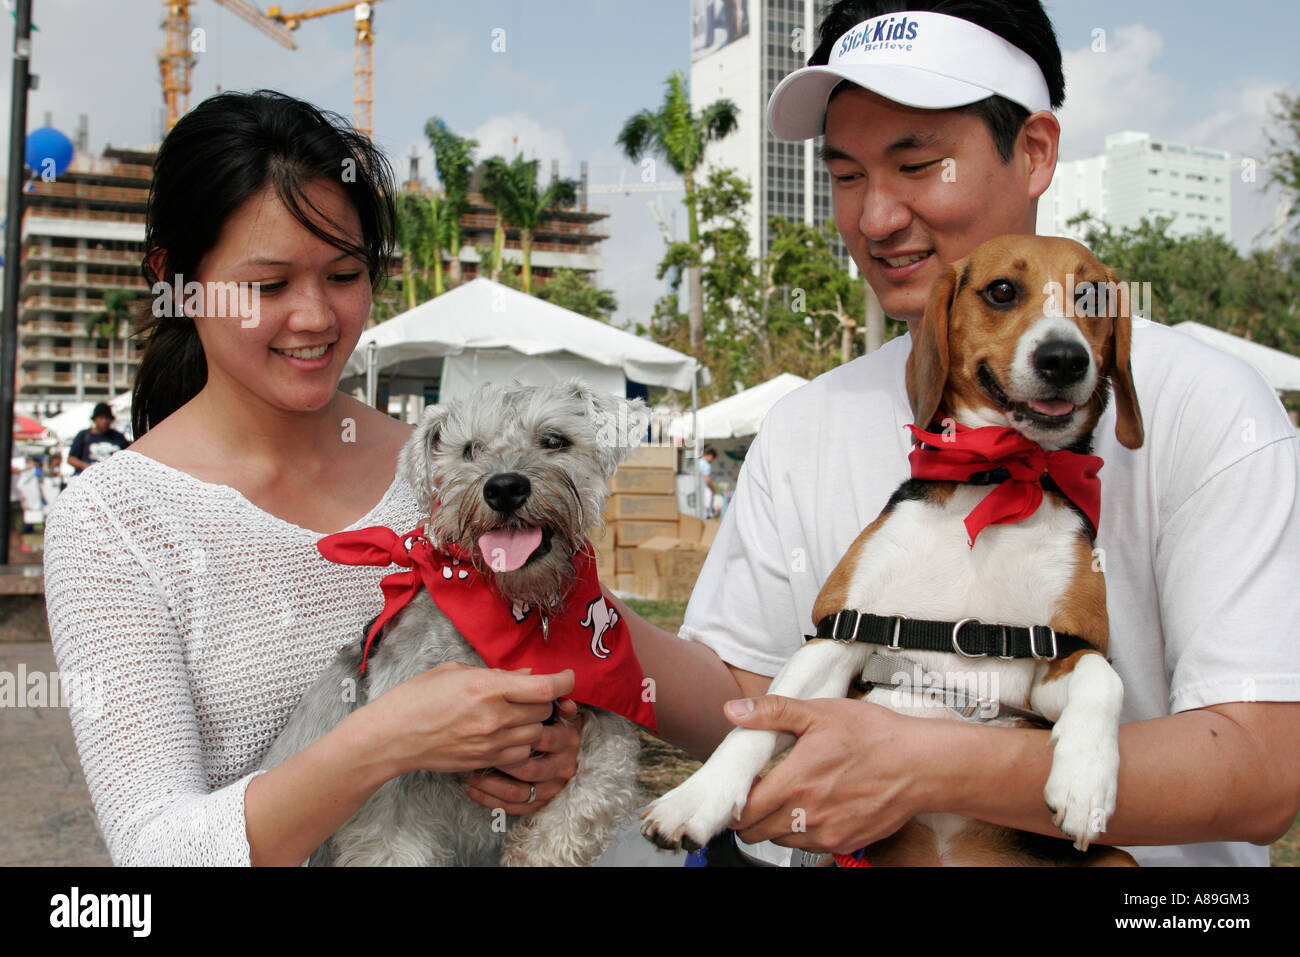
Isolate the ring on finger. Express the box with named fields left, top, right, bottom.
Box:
left=527, top=784, right=537, bottom=804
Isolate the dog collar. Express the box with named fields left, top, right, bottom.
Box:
left=316, top=525, right=657, bottom=730
left=906, top=420, right=1103, bottom=545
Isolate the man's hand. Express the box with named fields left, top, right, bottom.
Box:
left=461, top=698, right=584, bottom=815
left=725, top=695, right=938, bottom=854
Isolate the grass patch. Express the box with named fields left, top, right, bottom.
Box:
left=624, top=598, right=689, bottom=633
left=1271, top=814, right=1300, bottom=866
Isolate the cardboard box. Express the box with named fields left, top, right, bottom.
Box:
left=614, top=520, right=679, bottom=547
left=677, top=513, right=704, bottom=544
left=622, top=445, right=676, bottom=470
left=609, top=468, right=676, bottom=496
left=592, top=522, right=617, bottom=553
left=614, top=573, right=637, bottom=593
left=633, top=536, right=708, bottom=597
left=607, top=493, right=679, bottom=522
left=595, top=550, right=614, bottom=579
left=699, top=519, right=721, bottom=550
left=616, top=546, right=637, bottom=574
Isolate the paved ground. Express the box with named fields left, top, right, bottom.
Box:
left=0, top=639, right=112, bottom=866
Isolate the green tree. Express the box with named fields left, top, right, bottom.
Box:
left=617, top=70, right=739, bottom=356
left=642, top=168, right=880, bottom=402
left=424, top=118, right=478, bottom=288
left=85, top=288, right=135, bottom=395
left=1264, top=91, right=1300, bottom=237
left=477, top=154, right=578, bottom=294
left=477, top=156, right=510, bottom=282
left=535, top=267, right=618, bottom=320
left=765, top=217, right=876, bottom=373
left=1078, top=213, right=1300, bottom=355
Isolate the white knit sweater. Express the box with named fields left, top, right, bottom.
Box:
left=43, top=449, right=424, bottom=866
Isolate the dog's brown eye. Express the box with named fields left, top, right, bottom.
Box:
left=540, top=432, right=571, bottom=451
left=462, top=441, right=480, bottom=461
left=983, top=280, right=1017, bottom=307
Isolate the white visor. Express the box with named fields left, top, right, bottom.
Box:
left=767, top=11, right=1052, bottom=141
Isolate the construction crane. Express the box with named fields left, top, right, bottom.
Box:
left=158, top=1, right=297, bottom=132
left=266, top=1, right=386, bottom=139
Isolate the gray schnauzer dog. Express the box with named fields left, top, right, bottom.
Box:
left=260, top=380, right=651, bottom=866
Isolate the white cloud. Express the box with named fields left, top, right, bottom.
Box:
left=469, top=112, right=575, bottom=174
left=1057, top=24, right=1179, bottom=161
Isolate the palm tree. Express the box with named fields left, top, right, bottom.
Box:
left=477, top=156, right=510, bottom=282
left=482, top=155, right=579, bottom=295
left=424, top=118, right=477, bottom=289
left=85, top=288, right=134, bottom=395
left=394, top=194, right=430, bottom=309
left=394, top=189, right=460, bottom=308
left=616, top=70, right=739, bottom=354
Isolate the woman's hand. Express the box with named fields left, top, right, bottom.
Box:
left=361, top=661, right=575, bottom=777
left=461, top=697, right=585, bottom=814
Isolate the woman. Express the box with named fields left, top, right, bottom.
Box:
left=43, top=90, right=581, bottom=866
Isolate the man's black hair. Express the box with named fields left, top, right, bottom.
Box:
left=810, top=0, right=1065, bottom=162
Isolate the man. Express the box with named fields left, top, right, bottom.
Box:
left=618, top=0, right=1300, bottom=867
left=697, top=445, right=719, bottom=518
left=68, top=402, right=130, bottom=475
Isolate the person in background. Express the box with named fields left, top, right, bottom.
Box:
left=67, top=403, right=130, bottom=474
left=697, top=445, right=718, bottom=518
left=41, top=451, right=67, bottom=514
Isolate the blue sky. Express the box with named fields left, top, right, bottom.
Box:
left=4, top=0, right=1297, bottom=324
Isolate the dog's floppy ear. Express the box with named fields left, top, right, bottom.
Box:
left=905, top=262, right=959, bottom=436
left=563, top=378, right=651, bottom=479
left=398, top=404, right=453, bottom=514
left=1104, top=266, right=1144, bottom=450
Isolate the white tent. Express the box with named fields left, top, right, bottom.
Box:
left=669, top=373, right=809, bottom=441
left=343, top=278, right=699, bottom=402
left=1170, top=322, right=1300, bottom=392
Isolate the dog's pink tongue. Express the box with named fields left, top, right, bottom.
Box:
left=1029, top=399, right=1075, bottom=416
left=478, top=527, right=543, bottom=572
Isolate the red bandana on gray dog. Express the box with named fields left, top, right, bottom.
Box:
left=317, top=526, right=657, bottom=730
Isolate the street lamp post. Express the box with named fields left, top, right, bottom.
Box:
left=1, top=0, right=33, bottom=565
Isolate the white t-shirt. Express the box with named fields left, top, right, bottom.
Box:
left=43, top=450, right=424, bottom=865
left=680, top=317, right=1300, bottom=867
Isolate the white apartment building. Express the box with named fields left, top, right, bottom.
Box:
left=1038, top=131, right=1231, bottom=242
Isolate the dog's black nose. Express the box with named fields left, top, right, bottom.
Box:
left=1033, top=339, right=1090, bottom=388
left=483, top=473, right=531, bottom=514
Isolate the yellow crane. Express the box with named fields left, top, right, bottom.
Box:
left=158, top=1, right=297, bottom=132
left=266, top=1, right=387, bottom=140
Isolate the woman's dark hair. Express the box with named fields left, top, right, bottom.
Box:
left=811, top=0, right=1066, bottom=162
left=132, top=89, right=397, bottom=437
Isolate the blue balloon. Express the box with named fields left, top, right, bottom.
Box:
left=26, top=127, right=74, bottom=178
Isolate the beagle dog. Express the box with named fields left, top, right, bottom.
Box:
left=641, top=235, right=1144, bottom=866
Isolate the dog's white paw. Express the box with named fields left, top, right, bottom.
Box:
left=640, top=769, right=748, bottom=852
left=1043, top=714, right=1119, bottom=851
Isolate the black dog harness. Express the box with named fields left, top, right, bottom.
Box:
left=808, top=610, right=1093, bottom=661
